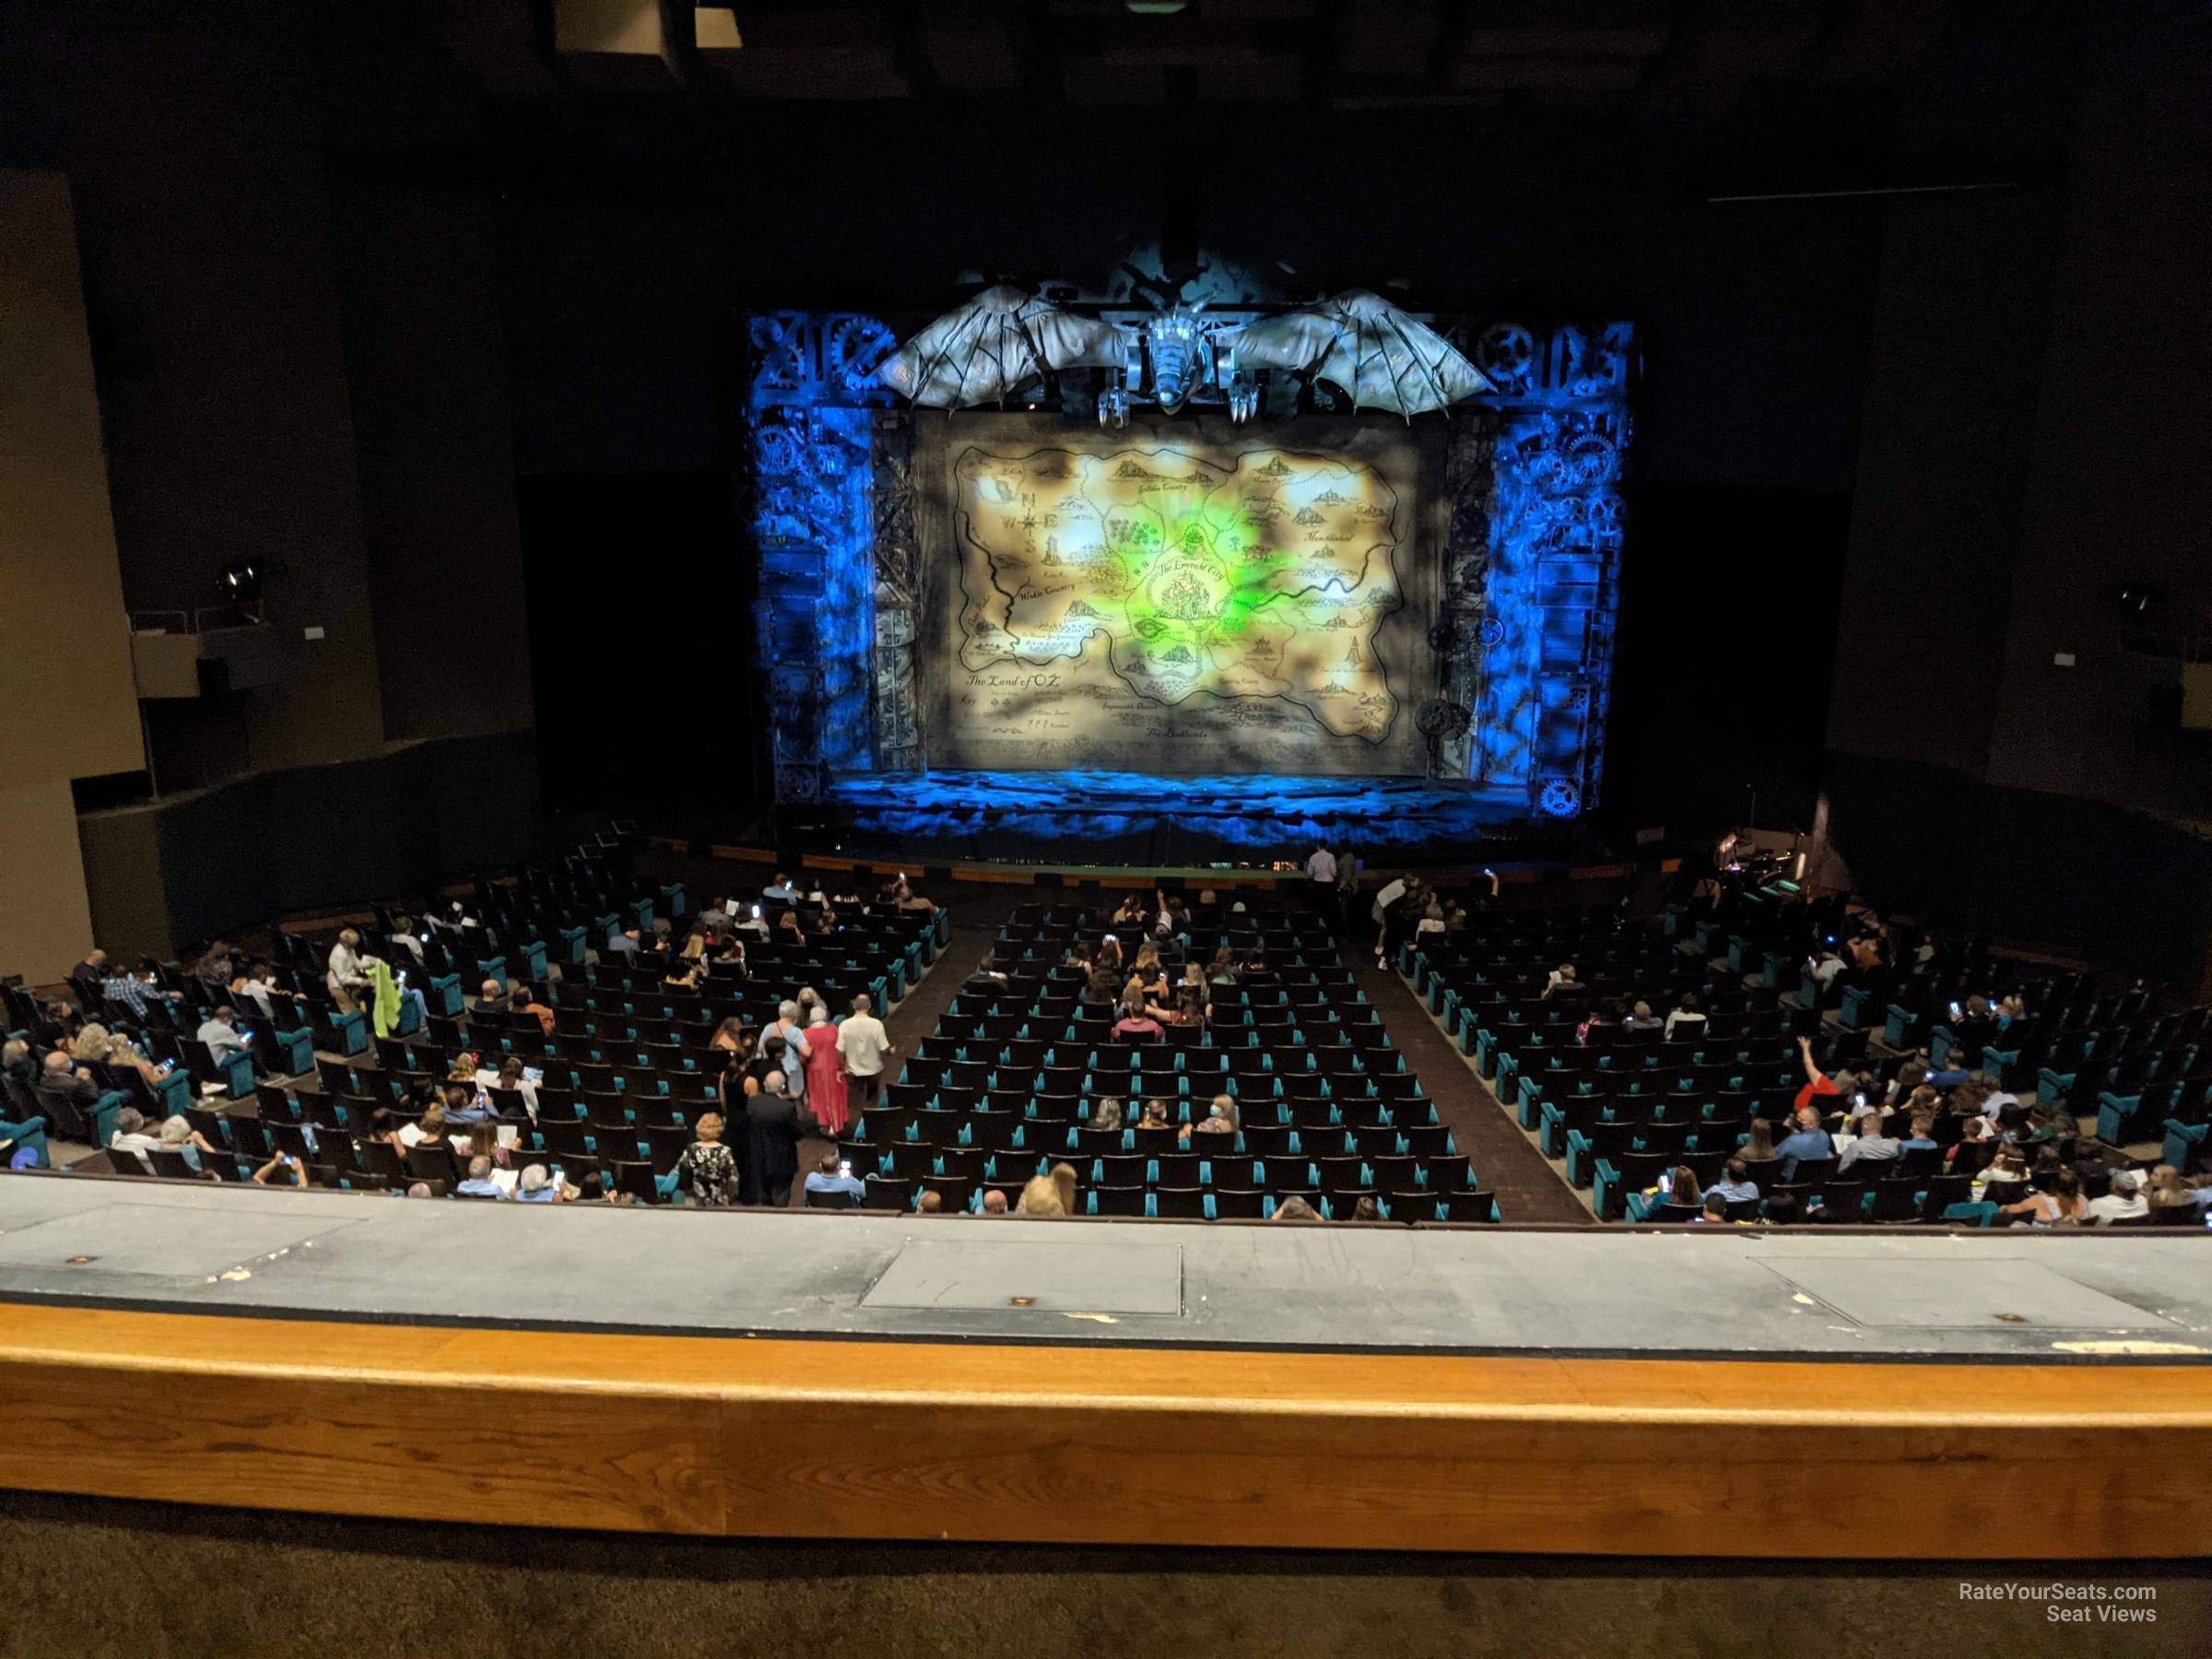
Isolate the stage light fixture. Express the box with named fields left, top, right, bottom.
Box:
left=1125, top=1, right=1188, bottom=12
left=217, top=558, right=288, bottom=618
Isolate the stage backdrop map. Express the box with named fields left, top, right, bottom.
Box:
left=917, top=415, right=1440, bottom=775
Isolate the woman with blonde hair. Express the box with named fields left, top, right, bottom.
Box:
left=69, top=1023, right=169, bottom=1088
left=1017, top=1162, right=1078, bottom=1217
left=678, top=1112, right=739, bottom=1206
left=1179, top=1093, right=1238, bottom=1143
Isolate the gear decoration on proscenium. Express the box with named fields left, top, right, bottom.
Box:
left=823, top=315, right=899, bottom=398
left=1415, top=698, right=1473, bottom=774
left=1538, top=778, right=1583, bottom=818
left=1475, top=324, right=1538, bottom=393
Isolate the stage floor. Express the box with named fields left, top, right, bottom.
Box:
left=793, top=769, right=1559, bottom=865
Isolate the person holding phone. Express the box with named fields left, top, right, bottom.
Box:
left=253, top=1151, right=307, bottom=1188
left=802, top=1149, right=865, bottom=1203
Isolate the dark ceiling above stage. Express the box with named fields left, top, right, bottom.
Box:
left=382, top=0, right=2088, bottom=135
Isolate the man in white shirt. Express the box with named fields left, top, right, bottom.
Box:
left=763, top=873, right=799, bottom=902
left=1369, top=875, right=1407, bottom=963
left=325, top=929, right=369, bottom=1013
left=108, top=1107, right=166, bottom=1173
left=1305, top=843, right=1337, bottom=886
left=2086, top=1170, right=2147, bottom=1225
left=835, top=994, right=895, bottom=1114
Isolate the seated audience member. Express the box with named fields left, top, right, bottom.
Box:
left=1690, top=1192, right=1732, bottom=1225
left=156, top=1114, right=221, bottom=1171
left=384, top=916, right=428, bottom=963
left=194, top=940, right=237, bottom=995
left=916, top=1190, right=944, bottom=1215
left=1271, top=1196, right=1323, bottom=1223
left=1623, top=1001, right=1664, bottom=1033
left=710, top=1018, right=752, bottom=1057
left=1838, top=1112, right=1901, bottom=1174
left=803, top=1150, right=865, bottom=1204
left=489, top=1056, right=539, bottom=1119
left=1089, top=1096, right=1125, bottom=1134
left=1112, top=1006, right=1164, bottom=1041
left=2086, top=1170, right=2148, bottom=1225
left=1179, top=1095, right=1238, bottom=1142
left=1792, top=1034, right=1855, bottom=1120
left=515, top=1163, right=570, bottom=1203
left=1538, top=962, right=1578, bottom=1001
left=108, top=1107, right=166, bottom=1171
left=1775, top=1109, right=1834, bottom=1181
left=886, top=876, right=936, bottom=915
left=254, top=1152, right=308, bottom=1188
left=1740, top=1118, right=1777, bottom=1161
left=231, top=961, right=300, bottom=1027
left=1663, top=993, right=1706, bottom=1041
left=471, top=979, right=507, bottom=1016
left=2144, top=1165, right=2209, bottom=1217
left=325, top=928, right=371, bottom=1013
left=1, top=1038, right=36, bottom=1096
left=98, top=961, right=184, bottom=1024
left=606, top=924, right=644, bottom=957
left=1350, top=1196, right=1382, bottom=1222
left=195, top=1006, right=251, bottom=1066
left=678, top=1112, right=740, bottom=1206
left=980, top=1189, right=1010, bottom=1216
left=399, top=1103, right=450, bottom=1149
left=1759, top=1193, right=1802, bottom=1227
left=1155, top=986, right=1208, bottom=1030
left=39, top=1050, right=106, bottom=1119
left=510, top=985, right=556, bottom=1038
left=456, top=1155, right=509, bottom=1199
left=404, top=1181, right=434, bottom=1199
left=762, top=871, right=799, bottom=903
left=1137, top=1098, right=1171, bottom=1132
left=1016, top=1163, right=1078, bottom=1217
left=2003, top=1167, right=2086, bottom=1227
left=441, top=1082, right=496, bottom=1127
left=69, top=947, right=110, bottom=1013
left=358, top=1108, right=406, bottom=1162
left=70, top=1022, right=172, bottom=1089
left=1704, top=1159, right=1759, bottom=1206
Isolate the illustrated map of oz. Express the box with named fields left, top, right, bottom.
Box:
left=940, top=441, right=1412, bottom=773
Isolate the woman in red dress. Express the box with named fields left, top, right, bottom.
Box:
left=804, top=1008, right=850, bottom=1138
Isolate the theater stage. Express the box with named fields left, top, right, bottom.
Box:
left=783, top=770, right=1568, bottom=867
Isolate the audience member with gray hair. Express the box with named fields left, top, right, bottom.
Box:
left=456, top=1154, right=508, bottom=1199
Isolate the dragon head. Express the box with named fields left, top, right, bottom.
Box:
left=1144, top=301, right=1207, bottom=415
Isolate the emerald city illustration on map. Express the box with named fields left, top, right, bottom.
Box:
left=939, top=440, right=1410, bottom=773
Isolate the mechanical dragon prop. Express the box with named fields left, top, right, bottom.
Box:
left=878, top=277, right=1488, bottom=425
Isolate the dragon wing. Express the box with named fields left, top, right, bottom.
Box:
left=879, top=287, right=1130, bottom=408
left=1228, top=289, right=1488, bottom=418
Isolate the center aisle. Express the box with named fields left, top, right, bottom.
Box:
left=1350, top=951, right=1594, bottom=1226
left=789, top=881, right=1009, bottom=1202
